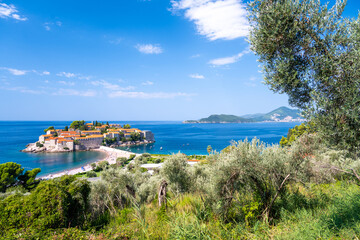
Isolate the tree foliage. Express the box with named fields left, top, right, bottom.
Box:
left=204, top=138, right=320, bottom=220
left=249, top=0, right=360, bottom=153
left=280, top=122, right=315, bottom=147
left=70, top=120, right=86, bottom=130
left=43, top=126, right=54, bottom=133
left=0, top=162, right=23, bottom=192
left=130, top=132, right=141, bottom=141
left=0, top=163, right=41, bottom=192
left=0, top=175, right=91, bottom=232
left=160, top=153, right=192, bottom=194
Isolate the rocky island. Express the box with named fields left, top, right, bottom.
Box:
left=23, top=120, right=155, bottom=153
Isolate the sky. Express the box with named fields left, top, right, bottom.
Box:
left=0, top=0, right=359, bottom=121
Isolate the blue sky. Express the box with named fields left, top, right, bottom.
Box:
left=0, top=0, right=359, bottom=121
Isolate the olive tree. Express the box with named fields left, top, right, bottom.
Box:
left=160, top=153, right=192, bottom=194
left=206, top=138, right=317, bottom=221
left=249, top=0, right=360, bottom=153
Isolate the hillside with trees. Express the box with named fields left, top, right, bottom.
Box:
left=184, top=106, right=302, bottom=123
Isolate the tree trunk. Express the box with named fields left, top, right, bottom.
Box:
left=262, top=173, right=291, bottom=221
left=158, top=180, right=168, bottom=208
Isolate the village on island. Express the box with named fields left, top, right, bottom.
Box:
left=23, top=120, right=155, bottom=153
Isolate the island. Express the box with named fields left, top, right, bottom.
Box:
left=22, top=120, right=155, bottom=153
left=184, top=106, right=305, bottom=123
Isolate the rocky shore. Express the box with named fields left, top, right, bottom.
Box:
left=22, top=143, right=73, bottom=153
left=22, top=140, right=155, bottom=153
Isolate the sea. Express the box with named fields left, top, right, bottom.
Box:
left=0, top=121, right=299, bottom=176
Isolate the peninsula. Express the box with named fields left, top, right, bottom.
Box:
left=184, top=106, right=305, bottom=123
left=23, top=120, right=155, bottom=153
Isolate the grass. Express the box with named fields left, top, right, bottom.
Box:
left=89, top=181, right=360, bottom=239
left=5, top=180, right=360, bottom=239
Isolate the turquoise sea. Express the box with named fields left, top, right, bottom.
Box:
left=0, top=121, right=299, bottom=176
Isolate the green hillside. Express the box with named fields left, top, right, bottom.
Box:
left=185, top=107, right=303, bottom=123
left=198, top=114, right=254, bottom=123
left=252, top=106, right=301, bottom=121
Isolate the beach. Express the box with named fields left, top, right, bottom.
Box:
left=42, top=146, right=141, bottom=179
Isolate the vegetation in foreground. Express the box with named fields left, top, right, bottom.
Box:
left=2, top=131, right=360, bottom=239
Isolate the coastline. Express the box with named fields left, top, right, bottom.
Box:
left=41, top=146, right=141, bottom=179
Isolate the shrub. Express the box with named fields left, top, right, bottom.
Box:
left=161, top=153, right=192, bottom=194
left=90, top=163, right=96, bottom=170
left=0, top=163, right=41, bottom=192
left=86, top=171, right=97, bottom=178
left=36, top=141, right=44, bottom=148
left=204, top=138, right=319, bottom=220
left=116, top=157, right=128, bottom=167
left=98, top=161, right=109, bottom=170
left=0, top=175, right=91, bottom=234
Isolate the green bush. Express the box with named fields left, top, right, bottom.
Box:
left=86, top=171, right=97, bottom=178
left=116, top=157, right=128, bottom=167
left=161, top=153, right=192, bottom=194
left=0, top=162, right=41, bottom=192
left=0, top=175, right=91, bottom=234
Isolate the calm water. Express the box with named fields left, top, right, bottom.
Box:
left=0, top=121, right=299, bottom=176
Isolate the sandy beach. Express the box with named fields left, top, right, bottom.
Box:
left=42, top=146, right=141, bottom=179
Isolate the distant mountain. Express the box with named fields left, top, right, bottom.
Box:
left=184, top=107, right=304, bottom=123
left=246, top=107, right=302, bottom=122
left=195, top=114, right=254, bottom=123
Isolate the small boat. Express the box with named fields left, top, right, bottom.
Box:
left=160, top=147, right=163, bottom=150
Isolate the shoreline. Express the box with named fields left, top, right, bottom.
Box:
left=41, top=146, right=141, bottom=179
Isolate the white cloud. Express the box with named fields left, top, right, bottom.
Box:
left=78, top=75, right=92, bottom=80
left=1, top=67, right=27, bottom=75
left=142, top=81, right=154, bottom=86
left=190, top=54, right=201, bottom=58
left=56, top=71, right=91, bottom=80
left=189, top=73, right=205, bottom=79
left=58, top=80, right=75, bottom=86
left=32, top=70, right=50, bottom=75
left=209, top=49, right=250, bottom=66
left=53, top=88, right=96, bottom=97
left=57, top=72, right=76, bottom=78
left=109, top=38, right=123, bottom=45
left=1, top=86, right=42, bottom=94
left=0, top=3, right=27, bottom=21
left=44, top=21, right=62, bottom=31
left=109, top=91, right=194, bottom=99
left=171, top=0, right=248, bottom=41
left=135, top=44, right=163, bottom=54
left=91, top=80, right=134, bottom=91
